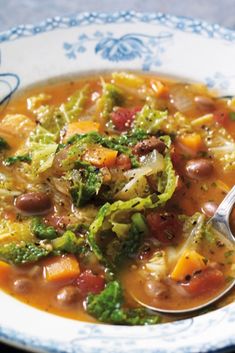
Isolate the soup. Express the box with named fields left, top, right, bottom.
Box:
left=0, top=72, right=234, bottom=324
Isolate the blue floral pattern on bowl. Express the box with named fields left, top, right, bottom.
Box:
left=63, top=31, right=173, bottom=70
left=205, top=72, right=235, bottom=91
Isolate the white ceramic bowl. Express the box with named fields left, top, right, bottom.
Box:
left=0, top=11, right=235, bottom=353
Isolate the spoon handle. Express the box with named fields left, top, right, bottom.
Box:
left=213, top=185, right=235, bottom=222
left=209, top=185, right=235, bottom=243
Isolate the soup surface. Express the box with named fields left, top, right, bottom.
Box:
left=0, top=72, right=234, bottom=325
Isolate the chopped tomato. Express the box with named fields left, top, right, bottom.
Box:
left=111, top=106, right=141, bottom=131
left=182, top=268, right=225, bottom=296
left=116, top=154, right=132, bottom=170
left=213, top=110, right=229, bottom=125
left=76, top=270, right=105, bottom=297
left=146, top=213, right=182, bottom=244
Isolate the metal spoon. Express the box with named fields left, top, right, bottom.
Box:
left=134, top=186, right=235, bottom=315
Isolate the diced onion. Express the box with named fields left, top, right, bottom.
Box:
left=115, top=150, right=164, bottom=200
left=139, top=149, right=165, bottom=172
left=170, top=85, right=195, bottom=113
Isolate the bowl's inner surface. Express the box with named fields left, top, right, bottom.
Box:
left=0, top=71, right=234, bottom=326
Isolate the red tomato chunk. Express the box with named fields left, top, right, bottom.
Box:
left=213, top=110, right=229, bottom=125
left=146, top=213, right=182, bottom=244
left=76, top=270, right=105, bottom=297
left=111, top=107, right=141, bottom=131
left=182, top=268, right=225, bottom=296
left=116, top=154, right=132, bottom=170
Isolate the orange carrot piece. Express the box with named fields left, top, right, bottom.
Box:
left=65, top=121, right=100, bottom=140
left=178, top=133, right=203, bottom=153
left=171, top=250, right=207, bottom=282
left=43, top=255, right=80, bottom=282
left=84, top=145, right=118, bottom=168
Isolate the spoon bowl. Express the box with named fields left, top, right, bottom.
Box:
left=132, top=186, right=235, bottom=315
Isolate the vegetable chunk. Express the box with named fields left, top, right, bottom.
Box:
left=171, top=250, right=207, bottom=282
left=43, top=255, right=80, bottom=282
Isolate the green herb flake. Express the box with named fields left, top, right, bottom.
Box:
left=224, top=250, right=234, bottom=258
left=0, top=137, right=10, bottom=151
left=229, top=112, right=235, bottom=121
left=4, top=154, right=32, bottom=166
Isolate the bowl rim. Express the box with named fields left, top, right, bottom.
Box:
left=0, top=10, right=235, bottom=353
left=0, top=10, right=235, bottom=44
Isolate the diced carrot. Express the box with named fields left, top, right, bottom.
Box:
left=0, top=261, right=11, bottom=280
left=83, top=145, right=118, bottom=168
left=178, top=133, right=203, bottom=153
left=43, top=255, right=80, bottom=282
left=170, top=250, right=207, bottom=282
left=65, top=121, right=100, bottom=140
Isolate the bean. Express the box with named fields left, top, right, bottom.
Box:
left=133, top=136, right=166, bottom=155
left=28, top=265, right=42, bottom=278
left=144, top=279, right=167, bottom=298
left=13, top=277, right=32, bottom=294
left=185, top=159, right=214, bottom=180
left=194, top=96, right=215, bottom=111
left=201, top=201, right=218, bottom=217
left=56, top=286, right=80, bottom=306
left=15, top=192, right=52, bottom=215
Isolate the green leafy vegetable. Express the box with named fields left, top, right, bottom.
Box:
left=134, top=105, right=167, bottom=133
left=0, top=242, right=50, bottom=264
left=29, top=125, right=57, bottom=144
left=112, top=129, right=148, bottom=146
left=157, top=136, right=178, bottom=204
left=86, top=280, right=160, bottom=325
left=108, top=213, right=148, bottom=265
left=98, top=82, right=124, bottom=119
left=52, top=230, right=85, bottom=253
left=88, top=196, right=156, bottom=268
left=33, top=85, right=89, bottom=138
left=18, top=126, right=58, bottom=179
left=0, top=137, right=9, bottom=151
left=88, top=136, right=177, bottom=268
left=59, top=85, right=89, bottom=122
left=30, top=142, right=58, bottom=174
left=66, top=161, right=103, bottom=207
left=31, top=218, right=58, bottom=240
left=4, top=154, right=32, bottom=166
left=67, top=130, right=148, bottom=168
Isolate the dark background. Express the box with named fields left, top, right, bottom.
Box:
left=0, top=0, right=234, bottom=352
